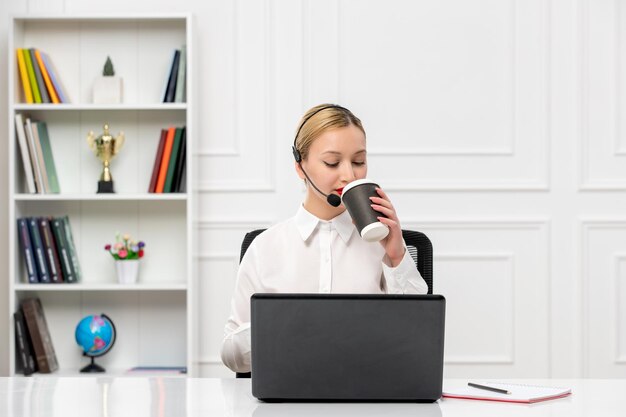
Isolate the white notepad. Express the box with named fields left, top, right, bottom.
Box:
left=443, top=382, right=572, bottom=404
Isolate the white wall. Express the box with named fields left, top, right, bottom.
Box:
left=2, top=0, right=626, bottom=378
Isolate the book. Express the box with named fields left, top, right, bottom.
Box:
left=13, top=310, right=37, bottom=375
left=21, top=298, right=58, bottom=373
left=148, top=129, right=167, bottom=193
left=31, top=121, right=52, bottom=193
left=174, top=45, right=186, bottom=103
left=14, top=114, right=36, bottom=193
left=51, top=217, right=76, bottom=283
left=16, top=49, right=33, bottom=103
left=35, top=122, right=60, bottom=193
left=163, top=49, right=180, bottom=103
left=27, top=217, right=50, bottom=283
left=38, top=218, right=63, bottom=283
left=25, top=118, right=47, bottom=193
left=23, top=49, right=41, bottom=103
left=155, top=127, right=175, bottom=193
left=172, top=128, right=186, bottom=192
left=60, top=216, right=81, bottom=282
left=22, top=116, right=43, bottom=193
left=34, top=49, right=60, bottom=104
left=164, top=127, right=183, bottom=192
left=178, top=162, right=186, bottom=193
left=442, top=382, right=572, bottom=404
left=17, top=218, right=39, bottom=283
left=29, top=49, right=50, bottom=103
left=40, top=52, right=68, bottom=103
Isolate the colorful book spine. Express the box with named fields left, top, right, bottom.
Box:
left=174, top=45, right=186, bottom=103
left=34, top=49, right=60, bottom=104
left=25, top=118, right=46, bottom=193
left=29, top=49, right=50, bottom=103
left=27, top=217, right=50, bottom=283
left=14, top=310, right=37, bottom=375
left=36, top=122, right=60, bottom=193
left=155, top=127, right=175, bottom=193
left=23, top=49, right=41, bottom=103
left=38, top=218, right=63, bottom=283
left=16, top=49, right=33, bottom=103
left=14, top=114, right=37, bottom=193
left=17, top=218, right=39, bottom=283
left=172, top=128, right=186, bottom=192
left=21, top=298, right=59, bottom=373
left=149, top=129, right=167, bottom=193
left=164, top=127, right=183, bottom=192
left=163, top=49, right=180, bottom=103
left=61, top=216, right=81, bottom=282
left=51, top=217, right=75, bottom=283
left=41, top=53, right=67, bottom=103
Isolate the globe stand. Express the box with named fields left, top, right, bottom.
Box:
left=80, top=356, right=106, bottom=373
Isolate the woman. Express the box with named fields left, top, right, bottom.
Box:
left=221, top=104, right=428, bottom=373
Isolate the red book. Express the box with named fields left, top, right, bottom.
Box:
left=155, top=127, right=175, bottom=193
left=148, top=129, right=167, bottom=193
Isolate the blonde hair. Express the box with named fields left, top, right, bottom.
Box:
left=294, top=104, right=365, bottom=161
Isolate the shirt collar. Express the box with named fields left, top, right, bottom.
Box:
left=295, top=205, right=355, bottom=243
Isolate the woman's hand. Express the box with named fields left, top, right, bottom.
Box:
left=370, top=187, right=405, bottom=267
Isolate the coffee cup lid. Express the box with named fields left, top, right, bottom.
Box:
left=341, top=179, right=378, bottom=202
left=361, top=221, right=389, bottom=242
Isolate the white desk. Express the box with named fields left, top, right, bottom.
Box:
left=0, top=377, right=623, bottom=417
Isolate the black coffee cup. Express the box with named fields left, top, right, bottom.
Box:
left=341, top=179, right=389, bottom=242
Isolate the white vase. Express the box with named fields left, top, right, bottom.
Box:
left=93, top=76, right=123, bottom=104
left=115, top=260, right=139, bottom=284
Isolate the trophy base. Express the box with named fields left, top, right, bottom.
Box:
left=97, top=180, right=115, bottom=193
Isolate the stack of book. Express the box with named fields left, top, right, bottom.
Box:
left=16, top=48, right=68, bottom=104
left=14, top=114, right=60, bottom=194
left=17, top=216, right=81, bottom=284
left=14, top=297, right=58, bottom=375
left=162, top=45, right=186, bottom=103
left=149, top=126, right=186, bottom=193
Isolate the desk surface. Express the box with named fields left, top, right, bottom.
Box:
left=0, top=377, right=623, bottom=417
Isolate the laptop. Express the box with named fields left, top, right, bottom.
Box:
left=251, top=294, right=446, bottom=402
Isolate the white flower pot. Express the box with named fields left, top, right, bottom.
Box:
left=93, top=76, right=123, bottom=104
left=115, top=260, right=139, bottom=284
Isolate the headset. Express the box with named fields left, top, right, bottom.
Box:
left=291, top=104, right=351, bottom=208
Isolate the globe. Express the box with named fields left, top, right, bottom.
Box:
left=75, top=314, right=116, bottom=373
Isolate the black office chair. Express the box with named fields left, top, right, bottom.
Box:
left=235, top=228, right=433, bottom=378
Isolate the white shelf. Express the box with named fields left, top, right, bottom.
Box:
left=13, top=103, right=187, bottom=111
left=14, top=283, right=187, bottom=291
left=14, top=193, right=187, bottom=201
left=9, top=15, right=194, bottom=377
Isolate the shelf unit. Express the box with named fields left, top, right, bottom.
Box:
left=7, top=15, right=195, bottom=376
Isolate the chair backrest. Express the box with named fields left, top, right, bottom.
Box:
left=235, top=228, right=433, bottom=378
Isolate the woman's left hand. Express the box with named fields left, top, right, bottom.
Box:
left=370, top=187, right=405, bottom=267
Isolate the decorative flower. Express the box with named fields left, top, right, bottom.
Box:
left=104, top=233, right=146, bottom=261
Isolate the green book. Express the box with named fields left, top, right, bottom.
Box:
left=36, top=122, right=60, bottom=193
left=164, top=127, right=183, bottom=193
left=61, top=216, right=81, bottom=282
left=23, top=49, right=41, bottom=103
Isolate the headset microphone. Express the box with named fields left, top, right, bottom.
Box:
left=292, top=145, right=342, bottom=207
left=292, top=104, right=350, bottom=208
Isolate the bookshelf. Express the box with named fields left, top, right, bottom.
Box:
left=7, top=15, right=194, bottom=376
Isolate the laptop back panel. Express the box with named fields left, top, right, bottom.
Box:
left=251, top=294, right=445, bottom=401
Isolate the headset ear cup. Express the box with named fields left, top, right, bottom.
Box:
left=292, top=146, right=302, bottom=163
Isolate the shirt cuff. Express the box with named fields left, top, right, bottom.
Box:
left=382, top=248, right=414, bottom=291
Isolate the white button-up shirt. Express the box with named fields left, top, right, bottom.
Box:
left=220, top=205, right=428, bottom=373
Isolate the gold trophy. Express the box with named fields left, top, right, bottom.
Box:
left=87, top=124, right=125, bottom=193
